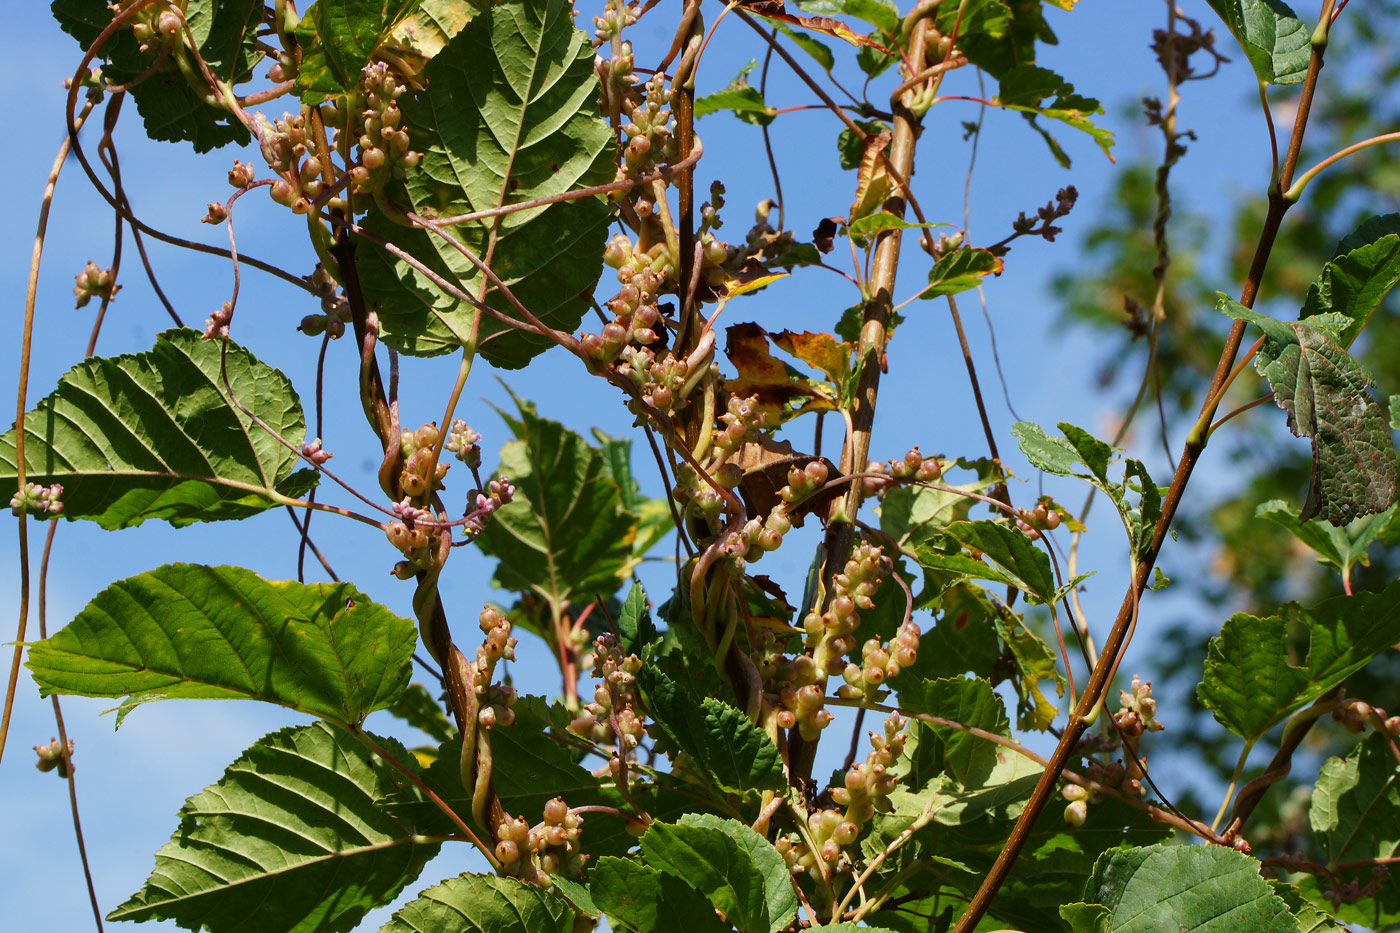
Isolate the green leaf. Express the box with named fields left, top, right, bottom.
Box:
left=918, top=248, right=1003, bottom=299
left=940, top=520, right=1056, bottom=604
left=1205, top=0, right=1310, bottom=85
left=1309, top=731, right=1400, bottom=867
left=897, top=676, right=1010, bottom=790
left=1012, top=422, right=1162, bottom=558
left=879, top=457, right=1003, bottom=549
left=476, top=399, right=638, bottom=616
left=1071, top=843, right=1297, bottom=931
left=640, top=820, right=791, bottom=933
left=111, top=722, right=439, bottom=931
left=27, top=564, right=414, bottom=727
left=383, top=682, right=457, bottom=743
left=361, top=0, right=616, bottom=367
left=940, top=0, right=1053, bottom=82
left=996, top=64, right=1114, bottom=163
left=388, top=0, right=483, bottom=59
left=615, top=581, right=660, bottom=655
left=796, top=0, right=900, bottom=35
left=775, top=22, right=835, bottom=72
left=53, top=0, right=264, bottom=151
left=1220, top=296, right=1398, bottom=525
left=546, top=875, right=599, bottom=919
left=1060, top=903, right=1112, bottom=932
left=378, top=872, right=575, bottom=932
left=0, top=328, right=314, bottom=529
left=695, top=61, right=776, bottom=125
left=589, top=857, right=727, bottom=933
left=1197, top=582, right=1400, bottom=742
left=296, top=0, right=420, bottom=100
left=641, top=660, right=786, bottom=795
left=847, top=211, right=949, bottom=249
left=677, top=815, right=800, bottom=932
left=1256, top=498, right=1395, bottom=580
left=1301, top=220, right=1400, bottom=348
left=837, top=119, right=887, bottom=170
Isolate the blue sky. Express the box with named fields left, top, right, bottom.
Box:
left=0, top=1, right=1301, bottom=929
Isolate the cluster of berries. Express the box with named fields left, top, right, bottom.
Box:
left=568, top=633, right=647, bottom=750
left=496, top=797, right=586, bottom=879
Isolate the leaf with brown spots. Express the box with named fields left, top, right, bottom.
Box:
left=731, top=434, right=841, bottom=525
left=724, top=323, right=835, bottom=412
left=772, top=330, right=857, bottom=404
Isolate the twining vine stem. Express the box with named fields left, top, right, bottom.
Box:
left=952, top=5, right=1334, bottom=927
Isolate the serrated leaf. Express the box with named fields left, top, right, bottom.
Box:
left=918, top=248, right=1004, bottom=298
left=1197, top=582, right=1400, bottom=742
left=589, top=857, right=727, bottom=933
left=796, top=0, right=900, bottom=34
left=879, top=458, right=1003, bottom=549
left=641, top=660, right=785, bottom=795
left=615, top=581, right=660, bottom=655
left=1073, top=843, right=1297, bottom=931
left=111, top=722, right=438, bottom=932
left=897, top=676, right=1010, bottom=790
left=378, top=872, right=575, bottom=932
left=296, top=0, right=420, bottom=100
left=676, top=815, right=799, bottom=932
left=1205, top=0, right=1310, bottom=85
left=0, top=328, right=313, bottom=529
left=52, top=0, right=263, bottom=151
left=640, top=821, right=784, bottom=933
left=940, top=520, right=1056, bottom=604
left=1309, top=731, right=1400, bottom=867
left=941, top=0, right=1053, bottom=83
left=361, top=0, right=615, bottom=367
left=476, top=400, right=637, bottom=617
left=27, top=564, right=414, bottom=727
left=996, top=64, right=1114, bottom=162
left=389, top=0, right=483, bottom=60
left=1300, top=222, right=1400, bottom=348
left=546, top=875, right=598, bottom=919
left=1220, top=296, right=1398, bottom=524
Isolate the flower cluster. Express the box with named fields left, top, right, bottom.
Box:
left=256, top=106, right=326, bottom=215
left=1114, top=674, right=1163, bottom=752
left=470, top=606, right=518, bottom=730
left=463, top=476, right=514, bottom=538
left=445, top=420, right=482, bottom=470
left=782, top=715, right=907, bottom=879
left=329, top=62, right=423, bottom=196
left=398, top=424, right=449, bottom=498
left=114, top=1, right=182, bottom=55
left=495, top=797, right=586, bottom=879
left=299, top=438, right=333, bottom=466
left=33, top=736, right=74, bottom=778
left=202, top=301, right=234, bottom=340
left=11, top=483, right=64, bottom=517
left=73, top=261, right=119, bottom=309
left=568, top=633, right=646, bottom=749
left=860, top=448, right=944, bottom=497
left=837, top=621, right=921, bottom=701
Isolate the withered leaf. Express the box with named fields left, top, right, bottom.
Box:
left=850, top=128, right=894, bottom=222
left=724, top=322, right=833, bottom=411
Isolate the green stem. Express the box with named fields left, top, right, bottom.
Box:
left=1285, top=130, right=1400, bottom=202
left=1212, top=738, right=1256, bottom=833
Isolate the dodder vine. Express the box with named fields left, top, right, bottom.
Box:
left=6, top=0, right=1400, bottom=930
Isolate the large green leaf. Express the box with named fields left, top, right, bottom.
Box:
left=1197, top=582, right=1400, bottom=742
left=52, top=0, right=263, bottom=151
left=26, top=564, right=415, bottom=727
left=588, top=856, right=728, bottom=933
left=1205, top=0, right=1310, bottom=85
left=475, top=400, right=638, bottom=616
left=641, top=658, right=786, bottom=796
left=296, top=0, right=421, bottom=100
left=640, top=820, right=795, bottom=933
left=111, top=722, right=439, bottom=932
left=361, top=0, right=615, bottom=367
left=1220, top=297, right=1398, bottom=525
left=1061, top=843, right=1298, bottom=931
left=378, top=873, right=575, bottom=932
left=677, top=814, right=799, bottom=932
left=0, top=328, right=315, bottom=529
left=895, top=676, right=1010, bottom=791
left=1301, top=217, right=1400, bottom=348
left=1309, top=732, right=1400, bottom=868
